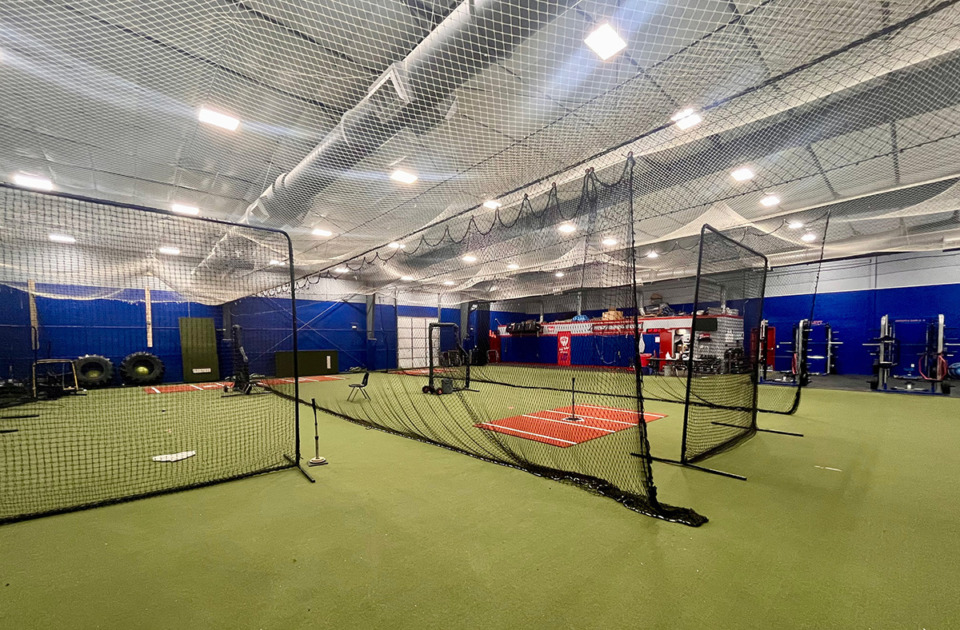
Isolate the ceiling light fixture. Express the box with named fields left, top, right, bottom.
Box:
left=731, top=167, right=755, bottom=182
left=801, top=233, right=818, bottom=243
left=13, top=174, right=53, bottom=191
left=400, top=276, right=414, bottom=281
left=443, top=280, right=455, bottom=286
left=312, top=228, right=333, bottom=237
left=558, top=223, right=576, bottom=234
left=269, top=259, right=283, bottom=266
left=158, top=246, right=181, bottom=256
left=584, top=23, right=627, bottom=61
left=388, top=242, right=405, bottom=249
left=787, top=221, right=804, bottom=229
left=334, top=266, right=349, bottom=273
left=198, top=107, right=239, bottom=131
left=483, top=199, right=501, bottom=209
left=555, top=271, right=565, bottom=278
left=760, top=194, right=780, bottom=207
left=602, top=237, right=618, bottom=246
left=675, top=113, right=702, bottom=130
left=48, top=233, right=76, bottom=244
left=462, top=255, right=477, bottom=263
left=171, top=203, right=200, bottom=216
left=671, top=108, right=702, bottom=130
left=507, top=263, right=520, bottom=270
left=390, top=169, right=418, bottom=184
left=647, top=251, right=659, bottom=259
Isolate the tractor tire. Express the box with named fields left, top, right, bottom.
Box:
left=120, top=352, right=165, bottom=386
left=75, top=354, right=114, bottom=388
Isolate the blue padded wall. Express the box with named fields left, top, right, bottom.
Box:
left=761, top=284, right=960, bottom=375
left=368, top=302, right=398, bottom=371
left=0, top=285, right=219, bottom=383
left=0, top=285, right=32, bottom=380
left=228, top=297, right=368, bottom=375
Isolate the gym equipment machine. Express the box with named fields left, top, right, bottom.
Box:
left=759, top=319, right=810, bottom=386
left=866, top=314, right=955, bottom=395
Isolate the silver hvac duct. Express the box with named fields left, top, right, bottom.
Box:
left=250, top=0, right=576, bottom=226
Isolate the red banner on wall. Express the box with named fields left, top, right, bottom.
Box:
left=557, top=331, right=572, bottom=366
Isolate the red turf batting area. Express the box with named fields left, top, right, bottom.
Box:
left=143, top=374, right=343, bottom=394
left=477, top=404, right=665, bottom=448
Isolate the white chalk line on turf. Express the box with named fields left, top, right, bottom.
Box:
left=478, top=422, right=576, bottom=445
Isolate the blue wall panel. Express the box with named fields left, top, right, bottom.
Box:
left=5, top=280, right=955, bottom=383
left=228, top=297, right=368, bottom=375
left=0, top=285, right=33, bottom=379
left=369, top=303, right=398, bottom=371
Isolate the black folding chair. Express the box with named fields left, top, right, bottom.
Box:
left=347, top=372, right=370, bottom=401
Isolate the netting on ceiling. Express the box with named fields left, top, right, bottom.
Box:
left=0, top=186, right=292, bottom=305
left=3, top=1, right=960, bottom=287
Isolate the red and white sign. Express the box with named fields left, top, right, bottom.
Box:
left=557, top=331, right=572, bottom=366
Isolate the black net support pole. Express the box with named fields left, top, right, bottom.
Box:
left=283, top=230, right=314, bottom=483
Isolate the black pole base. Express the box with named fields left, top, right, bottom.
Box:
left=284, top=454, right=316, bottom=483
left=756, top=427, right=804, bottom=437
left=632, top=452, right=747, bottom=481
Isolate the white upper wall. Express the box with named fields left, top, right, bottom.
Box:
left=767, top=250, right=960, bottom=297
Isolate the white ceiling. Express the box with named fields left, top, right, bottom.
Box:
left=2, top=0, right=960, bottom=299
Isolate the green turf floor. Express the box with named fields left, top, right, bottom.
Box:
left=2, top=375, right=959, bottom=628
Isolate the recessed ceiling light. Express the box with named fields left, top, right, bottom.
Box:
left=171, top=203, right=200, bottom=216
left=647, top=251, right=659, bottom=259
left=198, top=107, right=239, bottom=131
left=48, top=233, right=75, bottom=244
left=388, top=242, right=406, bottom=250
left=158, top=246, right=180, bottom=256
left=674, top=112, right=702, bottom=130
left=507, top=263, right=520, bottom=270
left=555, top=271, right=565, bottom=278
left=558, top=223, right=576, bottom=234
left=787, top=221, right=804, bottom=229
left=269, top=259, right=283, bottom=266
left=483, top=199, right=501, bottom=209
left=801, top=233, right=817, bottom=242
left=334, top=266, right=349, bottom=273
left=13, top=174, right=53, bottom=191
left=443, top=280, right=455, bottom=286
left=731, top=167, right=755, bottom=182
left=584, top=23, right=627, bottom=61
left=312, top=228, right=333, bottom=237
left=602, top=237, right=618, bottom=246
left=760, top=194, right=780, bottom=207
left=400, top=275, right=414, bottom=281
left=671, top=108, right=694, bottom=122
left=390, top=169, right=418, bottom=184
left=462, top=255, right=477, bottom=263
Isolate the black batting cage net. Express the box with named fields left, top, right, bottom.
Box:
left=0, top=186, right=302, bottom=524
left=680, top=226, right=768, bottom=463
left=308, top=160, right=707, bottom=526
